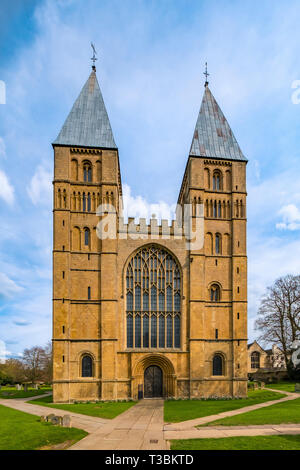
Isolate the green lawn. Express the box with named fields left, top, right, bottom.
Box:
left=170, top=435, right=300, bottom=450
left=0, top=386, right=52, bottom=399
left=201, top=397, right=300, bottom=427
left=0, top=404, right=87, bottom=450
left=164, top=389, right=285, bottom=423
left=265, top=381, right=300, bottom=393
left=28, top=394, right=137, bottom=419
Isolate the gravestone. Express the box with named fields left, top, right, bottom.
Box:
left=295, top=383, right=300, bottom=393
left=16, top=384, right=22, bottom=391
left=62, top=415, right=71, bottom=428
left=46, top=413, right=55, bottom=422
left=50, top=416, right=61, bottom=426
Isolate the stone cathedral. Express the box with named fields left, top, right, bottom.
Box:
left=52, top=64, right=248, bottom=403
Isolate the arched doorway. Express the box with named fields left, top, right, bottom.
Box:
left=144, top=365, right=163, bottom=398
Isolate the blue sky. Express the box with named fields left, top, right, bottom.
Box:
left=1, top=0, right=300, bottom=358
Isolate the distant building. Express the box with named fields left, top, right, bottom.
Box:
left=247, top=341, right=288, bottom=381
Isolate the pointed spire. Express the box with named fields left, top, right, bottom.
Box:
left=53, top=69, right=117, bottom=149
left=189, top=85, right=246, bottom=161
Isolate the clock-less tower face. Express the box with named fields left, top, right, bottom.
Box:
left=52, top=68, right=247, bottom=403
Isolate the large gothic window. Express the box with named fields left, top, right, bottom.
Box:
left=126, top=245, right=181, bottom=349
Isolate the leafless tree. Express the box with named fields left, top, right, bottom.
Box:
left=255, top=274, right=300, bottom=370
left=22, top=346, right=47, bottom=383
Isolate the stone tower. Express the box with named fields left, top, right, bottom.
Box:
left=52, top=67, right=247, bottom=403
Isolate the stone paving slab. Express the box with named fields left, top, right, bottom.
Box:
left=70, top=399, right=168, bottom=450
left=164, top=424, right=300, bottom=441
left=164, top=390, right=300, bottom=431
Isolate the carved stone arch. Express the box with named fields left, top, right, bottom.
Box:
left=225, top=169, right=231, bottom=191
left=132, top=353, right=176, bottom=399
left=210, top=351, right=226, bottom=376
left=208, top=281, right=222, bottom=302
left=57, top=188, right=61, bottom=208
left=204, top=167, right=210, bottom=189
left=96, top=160, right=102, bottom=182
left=83, top=226, right=90, bottom=248
left=205, top=199, right=209, bottom=217
left=213, top=169, right=223, bottom=190
left=223, top=233, right=231, bottom=255
left=205, top=232, right=213, bottom=255
left=222, top=200, right=226, bottom=218
left=71, top=158, right=78, bottom=181
left=215, top=232, right=222, bottom=255
left=227, top=201, right=231, bottom=219
left=63, top=189, right=67, bottom=208
left=82, top=159, right=92, bottom=182
left=77, top=351, right=96, bottom=378
left=72, top=226, right=81, bottom=251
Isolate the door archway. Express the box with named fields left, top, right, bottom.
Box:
left=144, top=365, right=163, bottom=398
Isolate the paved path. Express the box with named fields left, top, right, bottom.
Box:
left=1, top=389, right=300, bottom=449
left=70, top=399, right=167, bottom=450
left=164, top=389, right=300, bottom=431
left=164, top=423, right=300, bottom=440
left=0, top=393, right=108, bottom=434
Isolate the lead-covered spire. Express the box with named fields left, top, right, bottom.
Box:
left=189, top=85, right=247, bottom=161
left=53, top=69, right=117, bottom=149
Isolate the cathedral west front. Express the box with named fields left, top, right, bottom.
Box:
left=52, top=63, right=248, bottom=403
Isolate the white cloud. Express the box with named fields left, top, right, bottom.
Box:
left=27, top=165, right=52, bottom=206
left=0, top=273, right=23, bottom=299
left=122, top=184, right=176, bottom=223
left=276, top=204, right=300, bottom=230
left=0, top=170, right=14, bottom=205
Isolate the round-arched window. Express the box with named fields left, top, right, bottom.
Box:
left=126, top=245, right=181, bottom=349
left=82, top=355, right=93, bottom=377
left=210, top=284, right=221, bottom=302
left=213, top=354, right=224, bottom=376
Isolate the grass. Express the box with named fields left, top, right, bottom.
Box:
left=28, top=394, right=137, bottom=419
left=265, top=381, right=300, bottom=393
left=0, top=404, right=87, bottom=450
left=201, top=397, right=300, bottom=427
left=170, top=435, right=300, bottom=450
left=164, top=389, right=286, bottom=423
left=0, top=385, right=52, bottom=399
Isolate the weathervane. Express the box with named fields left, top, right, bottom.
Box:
left=91, top=42, right=97, bottom=71
left=204, top=62, right=209, bottom=87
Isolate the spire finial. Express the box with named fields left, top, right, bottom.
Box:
left=91, top=42, right=97, bottom=71
left=204, top=62, right=209, bottom=87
